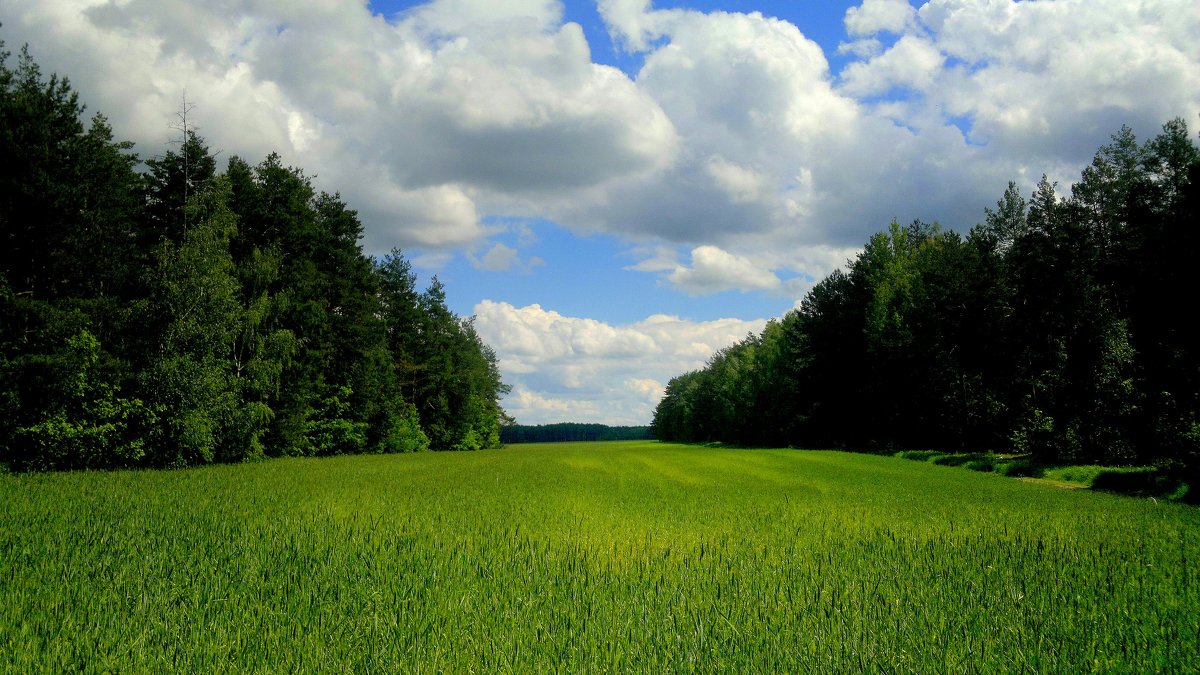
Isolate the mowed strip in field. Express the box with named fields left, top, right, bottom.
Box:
left=2, top=442, right=1197, bottom=672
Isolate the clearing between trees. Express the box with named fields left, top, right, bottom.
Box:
left=2, top=441, right=1196, bottom=671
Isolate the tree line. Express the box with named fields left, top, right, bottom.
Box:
left=653, top=119, right=1200, bottom=472
left=500, top=423, right=653, bottom=444
left=0, top=43, right=510, bottom=471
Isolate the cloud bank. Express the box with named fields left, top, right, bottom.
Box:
left=6, top=0, right=1198, bottom=423
left=473, top=300, right=765, bottom=425
left=10, top=0, right=1198, bottom=278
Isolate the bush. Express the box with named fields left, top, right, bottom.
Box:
left=375, top=401, right=429, bottom=453
left=894, top=450, right=943, bottom=461
left=1091, top=468, right=1187, bottom=500
left=7, top=330, right=158, bottom=470
left=1042, top=465, right=1109, bottom=485
left=304, top=386, right=368, bottom=456
left=965, top=459, right=995, bottom=472
left=996, top=459, right=1043, bottom=478
left=933, top=453, right=994, bottom=467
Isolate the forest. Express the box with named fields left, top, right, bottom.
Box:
left=0, top=44, right=511, bottom=471
left=5, top=36, right=1199, bottom=475
left=653, top=119, right=1200, bottom=473
left=499, top=423, right=653, bottom=444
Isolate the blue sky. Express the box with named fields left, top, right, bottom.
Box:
left=8, top=0, right=1199, bottom=424
left=368, top=0, right=866, bottom=324
left=372, top=1, right=858, bottom=79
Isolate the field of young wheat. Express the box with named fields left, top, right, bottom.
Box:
left=2, top=441, right=1197, bottom=671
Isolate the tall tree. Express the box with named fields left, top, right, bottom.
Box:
left=144, top=130, right=217, bottom=245
left=1, top=43, right=149, bottom=470
left=138, top=175, right=247, bottom=465
left=1, top=43, right=508, bottom=468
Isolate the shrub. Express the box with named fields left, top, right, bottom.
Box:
left=895, top=450, right=943, bottom=462
left=304, top=386, right=368, bottom=456
left=996, top=459, right=1043, bottom=478
left=965, top=459, right=995, bottom=472
left=1091, top=468, right=1186, bottom=499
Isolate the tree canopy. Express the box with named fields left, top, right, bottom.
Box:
left=500, top=423, right=653, bottom=444
left=653, top=120, right=1200, bottom=472
left=0, top=43, right=510, bottom=470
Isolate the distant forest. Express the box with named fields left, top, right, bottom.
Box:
left=501, top=423, right=653, bottom=444
left=0, top=44, right=510, bottom=470
left=654, top=119, right=1200, bottom=472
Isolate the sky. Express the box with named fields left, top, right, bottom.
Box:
left=5, top=0, right=1199, bottom=425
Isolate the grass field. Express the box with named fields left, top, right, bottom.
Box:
left=2, top=441, right=1198, bottom=672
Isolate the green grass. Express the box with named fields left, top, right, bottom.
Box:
left=893, top=449, right=1192, bottom=500
left=2, top=441, right=1198, bottom=671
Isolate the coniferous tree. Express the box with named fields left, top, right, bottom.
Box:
left=144, top=131, right=217, bottom=244
left=1, top=42, right=149, bottom=469
left=138, top=176, right=250, bottom=466
left=652, top=119, right=1199, bottom=471
left=1, top=44, right=506, bottom=468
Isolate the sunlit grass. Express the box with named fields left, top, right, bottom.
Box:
left=2, top=441, right=1197, bottom=671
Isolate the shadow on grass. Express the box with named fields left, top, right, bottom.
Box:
left=1091, top=469, right=1191, bottom=502
left=890, top=450, right=1194, bottom=504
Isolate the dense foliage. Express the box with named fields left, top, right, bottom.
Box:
left=654, top=120, right=1200, bottom=471
left=3, top=442, right=1196, bottom=671
left=0, top=44, right=509, bottom=469
left=500, top=423, right=653, bottom=444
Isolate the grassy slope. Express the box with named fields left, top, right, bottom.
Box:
left=2, top=441, right=1197, bottom=671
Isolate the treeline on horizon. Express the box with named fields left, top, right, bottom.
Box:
left=500, top=423, right=653, bottom=444
left=0, top=44, right=510, bottom=471
left=653, top=119, right=1200, bottom=472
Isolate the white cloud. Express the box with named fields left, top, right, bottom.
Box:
left=506, top=387, right=601, bottom=422
left=8, top=0, right=1199, bottom=425
left=10, top=0, right=1196, bottom=272
left=469, top=242, right=545, bottom=273
left=837, top=37, right=884, bottom=59
left=840, top=34, right=944, bottom=96
left=558, top=7, right=870, bottom=252
left=845, top=0, right=918, bottom=37
left=623, top=240, right=860, bottom=298
left=705, top=155, right=768, bottom=204
left=410, top=251, right=455, bottom=270
left=841, top=0, right=1200, bottom=168
left=473, top=243, right=520, bottom=271
left=473, top=300, right=766, bottom=425
left=597, top=0, right=675, bottom=52
left=625, top=377, right=665, bottom=401
left=625, top=244, right=680, bottom=273
left=668, top=246, right=781, bottom=296
left=6, top=0, right=677, bottom=255
left=560, top=3, right=1000, bottom=275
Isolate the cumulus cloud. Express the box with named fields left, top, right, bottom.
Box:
left=473, top=300, right=766, bottom=425
left=470, top=242, right=545, bottom=273
left=6, top=0, right=677, bottom=255
left=840, top=34, right=944, bottom=96
left=473, top=243, right=520, bottom=271
left=565, top=2, right=998, bottom=289
left=845, top=0, right=918, bottom=37
left=668, top=246, right=781, bottom=296
left=9, top=0, right=1196, bottom=294
left=842, top=0, right=1200, bottom=169
left=506, top=388, right=601, bottom=421
left=579, top=0, right=1199, bottom=293
left=626, top=240, right=855, bottom=301
left=705, top=156, right=768, bottom=204
left=625, top=377, right=665, bottom=401
left=7, top=0, right=1199, bottom=421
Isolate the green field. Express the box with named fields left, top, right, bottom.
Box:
left=2, top=441, right=1197, bottom=671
